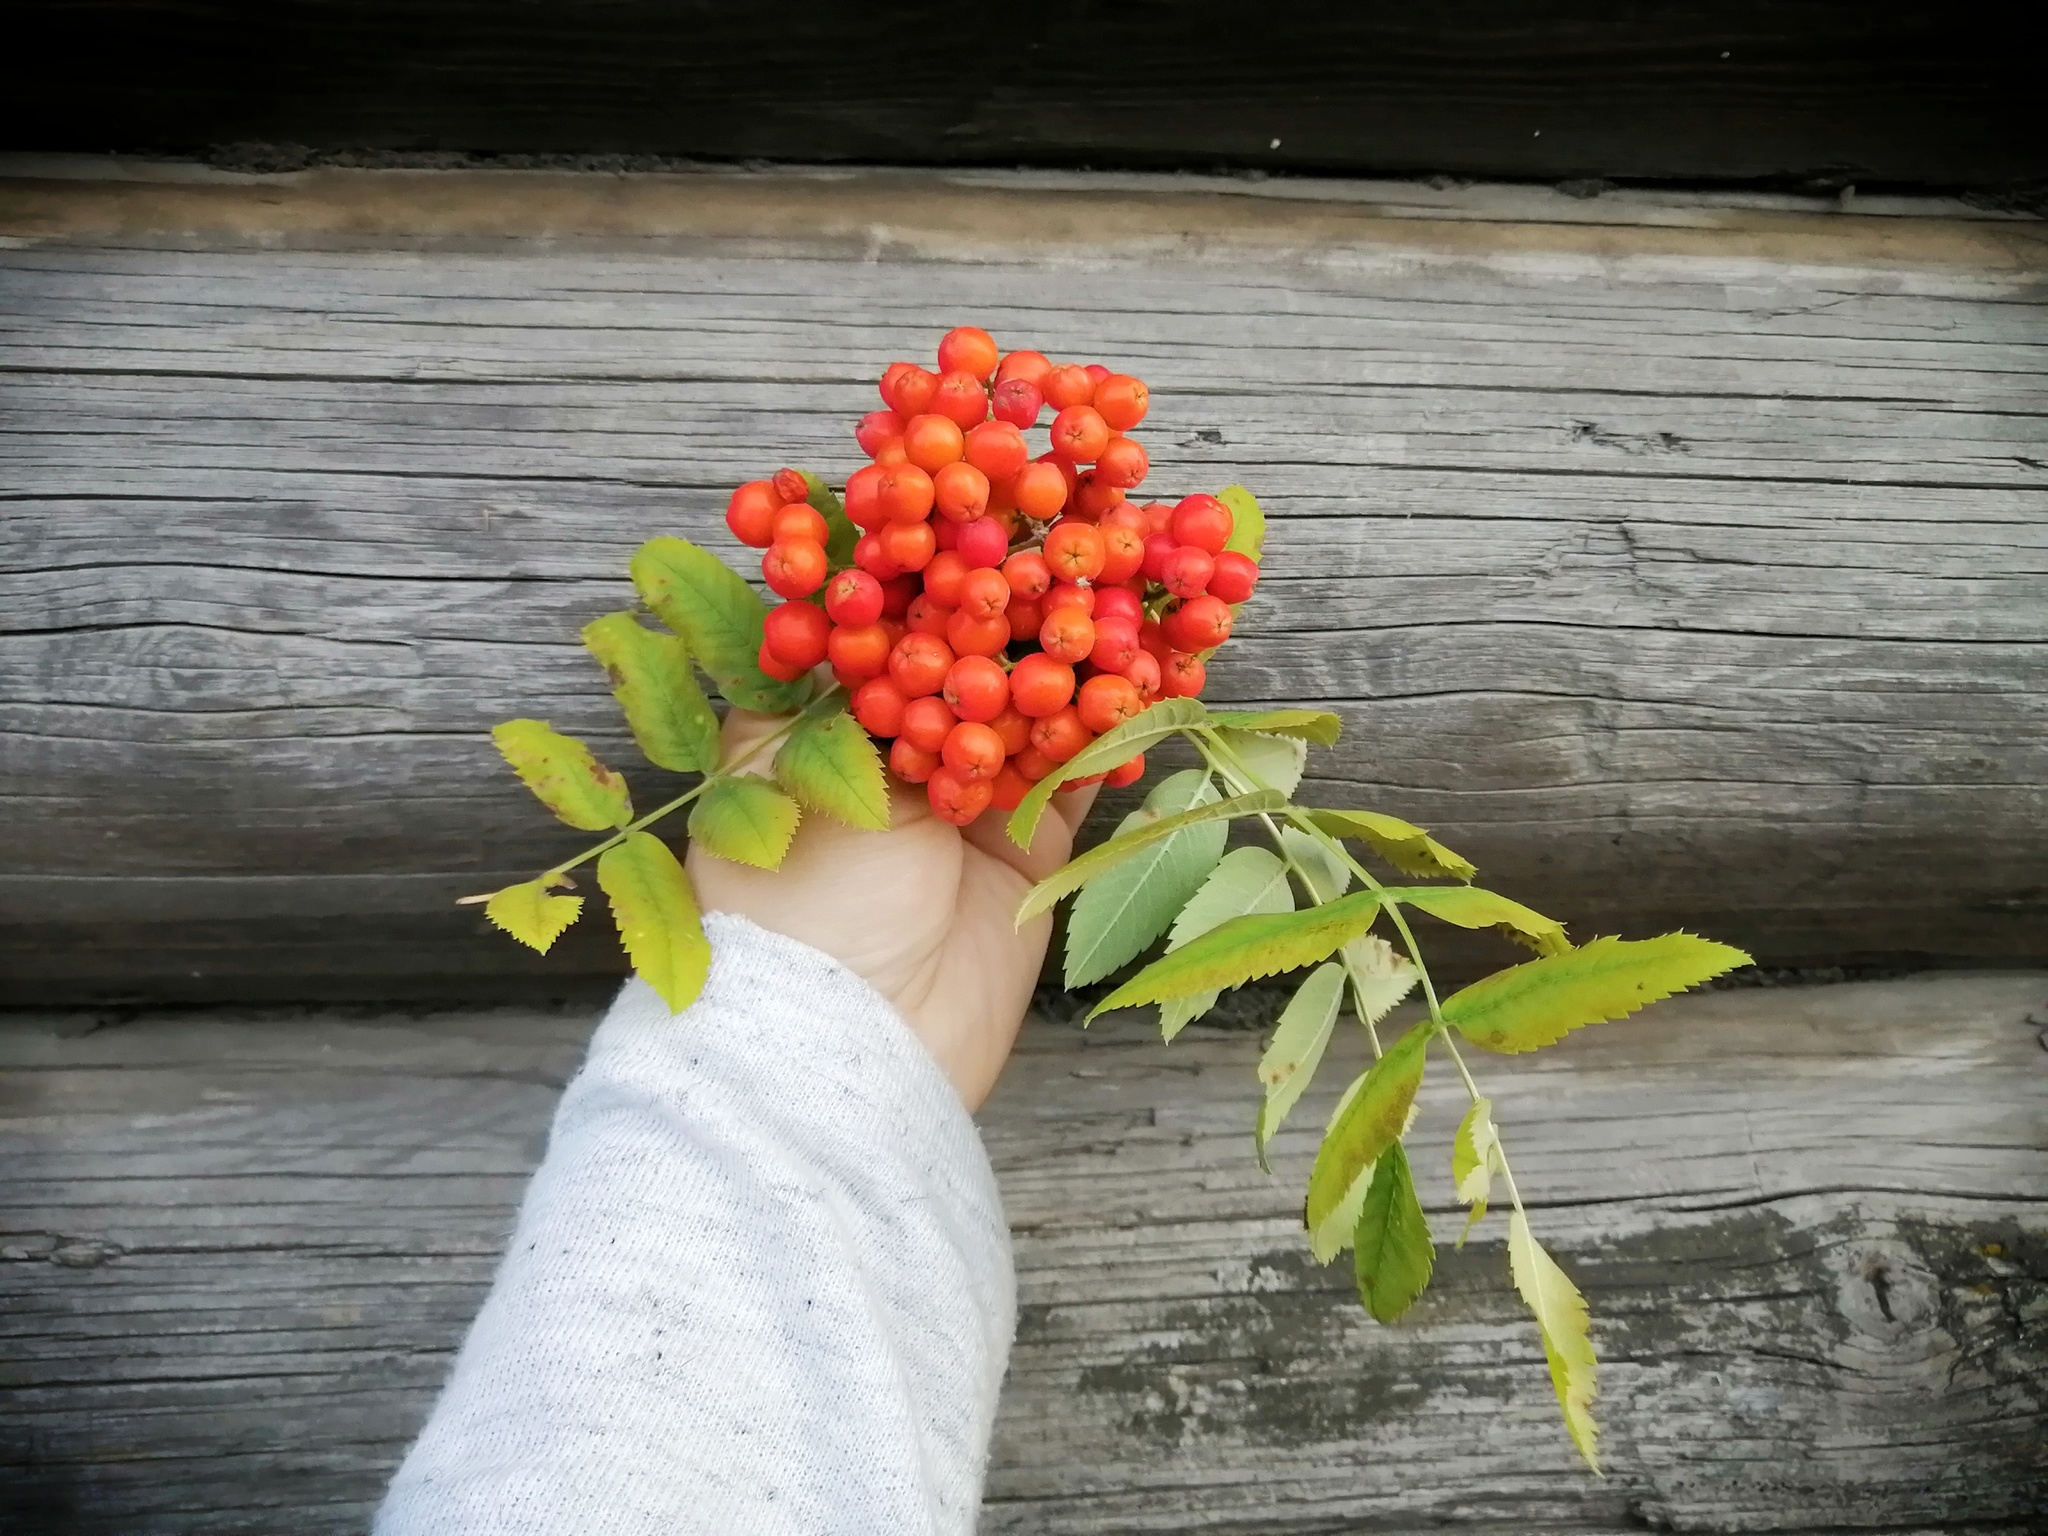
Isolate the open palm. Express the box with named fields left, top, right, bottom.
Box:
left=689, top=710, right=1099, bottom=1110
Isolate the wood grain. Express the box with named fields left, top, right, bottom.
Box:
left=2, top=170, right=2043, bottom=999
left=2, top=973, right=2043, bottom=1531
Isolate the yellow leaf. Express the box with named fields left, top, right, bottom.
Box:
left=597, top=832, right=710, bottom=1014
left=492, top=719, right=632, bottom=831
left=1446, top=933, right=1753, bottom=1053
left=482, top=878, right=584, bottom=954
left=1507, top=1211, right=1600, bottom=1473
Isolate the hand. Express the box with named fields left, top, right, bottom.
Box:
left=688, top=709, right=1099, bottom=1111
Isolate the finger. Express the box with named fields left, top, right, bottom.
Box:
left=716, top=708, right=788, bottom=771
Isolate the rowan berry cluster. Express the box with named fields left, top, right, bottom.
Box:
left=725, top=326, right=1260, bottom=827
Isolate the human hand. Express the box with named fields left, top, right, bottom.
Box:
left=688, top=709, right=1100, bottom=1111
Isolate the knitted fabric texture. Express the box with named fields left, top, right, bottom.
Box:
left=377, top=913, right=1016, bottom=1535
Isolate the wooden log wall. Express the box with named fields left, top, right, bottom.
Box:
left=0, top=164, right=2045, bottom=1002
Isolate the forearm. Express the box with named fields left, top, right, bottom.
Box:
left=378, top=914, right=1016, bottom=1536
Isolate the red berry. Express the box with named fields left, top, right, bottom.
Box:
left=856, top=410, right=905, bottom=459
left=1093, top=585, right=1142, bottom=626
left=845, top=464, right=887, bottom=530
left=943, top=654, right=1010, bottom=722
left=922, top=550, right=969, bottom=607
left=941, top=721, right=1006, bottom=782
left=1105, top=751, right=1147, bottom=788
left=1098, top=521, right=1146, bottom=583
left=1171, top=493, right=1234, bottom=554
left=900, top=696, right=958, bottom=752
left=827, top=621, right=891, bottom=679
left=932, top=459, right=990, bottom=522
left=1138, top=618, right=1171, bottom=659
left=1012, top=744, right=1058, bottom=781
left=883, top=364, right=939, bottom=418
left=890, top=736, right=942, bottom=784
left=1084, top=364, right=1111, bottom=384
left=927, top=763, right=994, bottom=825
left=957, top=566, right=1011, bottom=621
left=906, top=593, right=953, bottom=638
left=1049, top=405, right=1111, bottom=464
left=1094, top=436, right=1148, bottom=489
left=888, top=631, right=954, bottom=697
left=1124, top=649, right=1162, bottom=700
left=879, top=574, right=919, bottom=619
left=878, top=518, right=936, bottom=572
left=1005, top=593, right=1044, bottom=639
left=1140, top=501, right=1176, bottom=535
left=876, top=464, right=935, bottom=522
left=1088, top=617, right=1142, bottom=674
left=771, top=468, right=809, bottom=505
left=946, top=608, right=1010, bottom=658
left=1208, top=550, right=1259, bottom=604
left=1161, top=545, right=1214, bottom=600
left=964, top=420, right=1029, bottom=481
left=995, top=350, right=1052, bottom=388
left=1012, top=461, right=1069, bottom=521
left=1039, top=607, right=1096, bottom=664
left=852, top=677, right=910, bottom=737
left=763, top=538, right=828, bottom=598
left=990, top=761, right=1034, bottom=812
left=763, top=601, right=829, bottom=667
left=991, top=378, right=1042, bottom=429
left=1029, top=705, right=1093, bottom=763
left=1160, top=651, right=1206, bottom=698
left=1166, top=594, right=1233, bottom=651
left=931, top=371, right=990, bottom=431
left=986, top=704, right=1033, bottom=756
left=955, top=517, right=1008, bottom=569
left=823, top=568, right=884, bottom=627
left=725, top=480, right=780, bottom=547
left=771, top=503, right=829, bottom=546
left=1140, top=532, right=1178, bottom=583
left=938, top=326, right=1000, bottom=382
left=758, top=640, right=810, bottom=683
left=1077, top=673, right=1144, bottom=734
left=902, top=414, right=965, bottom=474
left=1043, top=364, right=1095, bottom=410
left=1009, top=652, right=1076, bottom=718
left=1093, top=375, right=1149, bottom=432
left=1043, top=521, right=1107, bottom=583
left=854, top=531, right=904, bottom=579
left=1042, top=582, right=1095, bottom=616
left=1002, top=550, right=1052, bottom=598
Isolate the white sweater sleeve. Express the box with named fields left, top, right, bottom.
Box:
left=376, top=913, right=1016, bottom=1536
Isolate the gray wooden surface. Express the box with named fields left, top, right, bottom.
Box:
left=1, top=973, right=2043, bottom=1532
left=1, top=164, right=2046, bottom=1001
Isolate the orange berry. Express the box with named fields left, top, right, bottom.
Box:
left=763, top=538, right=827, bottom=598
left=995, top=349, right=1053, bottom=387
left=1073, top=472, right=1125, bottom=519
left=1171, top=493, right=1234, bottom=554
left=938, top=326, right=1001, bottom=382
left=1049, top=405, right=1111, bottom=463
left=932, top=460, right=991, bottom=522
left=902, top=413, right=966, bottom=473
left=758, top=640, right=810, bottom=683
left=856, top=409, right=905, bottom=458
left=888, top=631, right=954, bottom=697
left=957, top=566, right=1011, bottom=622
left=942, top=654, right=1010, bottom=722
left=1012, top=461, right=1069, bottom=520
left=1009, top=652, right=1076, bottom=718
left=1093, top=375, right=1150, bottom=432
left=1098, top=521, right=1147, bottom=583
left=1043, top=520, right=1107, bottom=583
left=771, top=502, right=829, bottom=545
left=1042, top=582, right=1094, bottom=616
left=1094, top=436, right=1149, bottom=490
left=922, top=550, right=969, bottom=607
left=852, top=677, right=910, bottom=737
left=991, top=378, right=1042, bottom=428
left=987, top=704, right=1034, bottom=756
left=1077, top=673, right=1144, bottom=734
left=1039, top=606, right=1096, bottom=664
left=906, top=593, right=954, bottom=638
left=946, top=608, right=1010, bottom=658
left=941, top=721, right=1006, bottom=782
left=876, top=464, right=935, bottom=522
left=927, top=763, right=995, bottom=824
left=1005, top=593, right=1043, bottom=638
left=900, top=695, right=958, bottom=752
left=879, top=518, right=936, bottom=572
left=827, top=621, right=891, bottom=679
left=1029, top=705, right=1093, bottom=763
left=725, top=480, right=781, bottom=547
left=990, top=761, right=1034, bottom=812
left=763, top=599, right=830, bottom=669
left=890, top=736, right=942, bottom=784
left=1002, top=550, right=1052, bottom=598
left=1105, top=751, right=1147, bottom=788
left=844, top=463, right=887, bottom=530
left=1160, top=651, right=1206, bottom=698
left=883, top=364, right=939, bottom=417
left=1209, top=550, right=1260, bottom=603
left=1166, top=594, right=1233, bottom=651
left=1043, top=363, right=1095, bottom=410
left=931, top=370, right=990, bottom=431
left=1012, top=744, right=1059, bottom=781
left=964, top=420, right=1029, bottom=481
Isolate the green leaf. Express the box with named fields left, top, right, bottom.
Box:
left=1308, top=1072, right=1409, bottom=1262
left=1445, top=932, right=1753, bottom=1053
left=630, top=535, right=807, bottom=714
left=1307, top=808, right=1475, bottom=882
left=688, top=774, right=801, bottom=870
left=1206, top=708, right=1341, bottom=746
left=1088, top=888, right=1383, bottom=1021
left=1254, top=961, right=1344, bottom=1163
left=1508, top=1211, right=1601, bottom=1473
left=1383, top=884, right=1569, bottom=957
left=596, top=832, right=711, bottom=1014
left=1281, top=826, right=1351, bottom=903
left=798, top=469, right=860, bottom=570
left=492, top=719, right=633, bottom=831
left=775, top=708, right=891, bottom=831
left=1160, top=846, right=1296, bottom=1040
left=1451, top=1096, right=1501, bottom=1246
left=1304, top=1021, right=1428, bottom=1233
left=1008, top=697, right=1210, bottom=848
left=1217, top=484, right=1266, bottom=561
left=482, top=877, right=584, bottom=954
left=582, top=611, right=721, bottom=774
left=1353, top=1141, right=1435, bottom=1324
left=1063, top=771, right=1226, bottom=988
left=1340, top=933, right=1421, bottom=1027
left=1016, top=788, right=1282, bottom=926
left=1218, top=728, right=1306, bottom=797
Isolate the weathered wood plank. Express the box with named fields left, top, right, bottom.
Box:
left=1, top=974, right=2043, bottom=1532
left=1, top=170, right=2045, bottom=999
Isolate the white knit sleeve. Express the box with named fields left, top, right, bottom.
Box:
left=376, top=912, right=1016, bottom=1536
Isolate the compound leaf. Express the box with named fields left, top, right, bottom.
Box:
left=688, top=774, right=801, bottom=870
left=631, top=535, right=807, bottom=714
left=1206, top=707, right=1341, bottom=746
left=1017, top=788, right=1281, bottom=925
left=1340, top=933, right=1421, bottom=1028
left=1304, top=1021, right=1428, bottom=1233
left=482, top=877, right=584, bottom=954
left=775, top=708, right=890, bottom=831
left=1308, top=808, right=1476, bottom=883
left=1217, top=484, right=1266, bottom=561
left=1219, top=728, right=1306, bottom=797
left=1508, top=1211, right=1601, bottom=1473
left=1452, top=1096, right=1501, bottom=1245
left=1282, top=825, right=1351, bottom=903
left=1384, top=885, right=1569, bottom=957
left=597, top=832, right=711, bottom=1014
left=1009, top=697, right=1210, bottom=848
left=1444, top=932, right=1753, bottom=1053
left=1088, top=888, right=1385, bottom=1020
left=1353, top=1141, right=1435, bottom=1324
left=492, top=719, right=632, bottom=831
left=1063, top=771, right=1224, bottom=988
left=1254, top=961, right=1344, bottom=1162
left=1160, top=845, right=1296, bottom=1040
left=582, top=611, right=720, bottom=774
